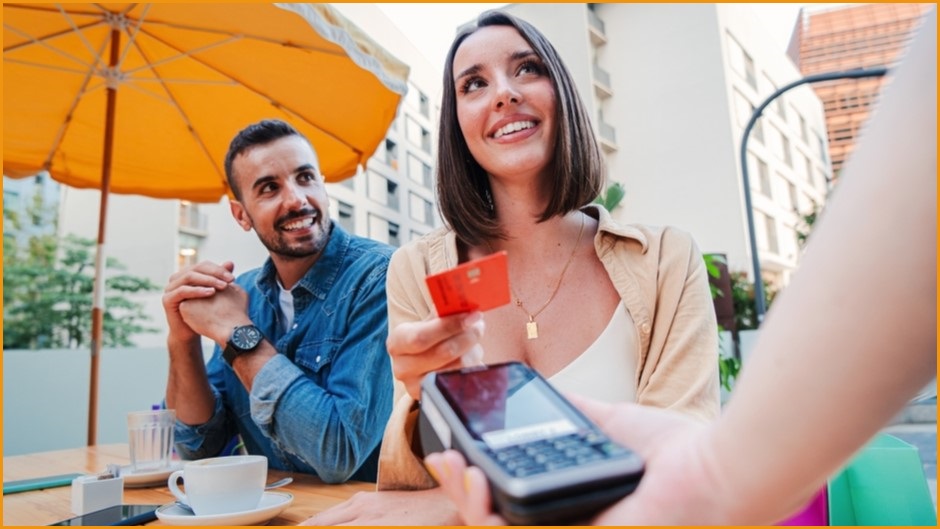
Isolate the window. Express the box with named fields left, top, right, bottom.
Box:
left=815, top=132, right=828, bottom=162
left=384, top=139, right=399, bottom=169
left=177, top=233, right=201, bottom=269
left=804, top=154, right=814, bottom=185
left=178, top=201, right=206, bottom=232
left=388, top=221, right=400, bottom=247
left=788, top=181, right=799, bottom=212
left=334, top=200, right=354, bottom=233
left=406, top=116, right=431, bottom=153
left=763, top=74, right=785, bottom=119
left=406, top=85, right=430, bottom=118
left=407, top=153, right=433, bottom=188
left=748, top=153, right=771, bottom=198
left=763, top=212, right=779, bottom=254
left=758, top=159, right=772, bottom=198
left=367, top=171, right=399, bottom=210
left=409, top=192, right=433, bottom=225
left=727, top=34, right=756, bottom=89
left=367, top=213, right=401, bottom=247
left=798, top=114, right=808, bottom=143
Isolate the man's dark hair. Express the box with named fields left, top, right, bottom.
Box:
left=224, top=119, right=311, bottom=200
left=436, top=10, right=604, bottom=246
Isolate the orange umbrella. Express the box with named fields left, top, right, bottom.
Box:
left=3, top=3, right=409, bottom=444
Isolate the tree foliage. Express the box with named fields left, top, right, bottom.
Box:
left=3, top=193, right=160, bottom=349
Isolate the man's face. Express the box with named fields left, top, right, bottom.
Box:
left=229, top=135, right=331, bottom=260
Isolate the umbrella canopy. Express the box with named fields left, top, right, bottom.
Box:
left=4, top=3, right=409, bottom=196
left=3, top=3, right=409, bottom=444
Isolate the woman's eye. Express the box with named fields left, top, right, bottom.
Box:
left=518, top=60, right=543, bottom=76
left=460, top=77, right=486, bottom=94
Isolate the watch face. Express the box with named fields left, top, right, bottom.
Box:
left=231, top=325, right=263, bottom=351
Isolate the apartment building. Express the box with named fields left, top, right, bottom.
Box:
left=502, top=3, right=831, bottom=288
left=788, top=3, right=932, bottom=179
left=52, top=5, right=440, bottom=347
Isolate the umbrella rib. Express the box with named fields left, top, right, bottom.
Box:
left=122, top=34, right=243, bottom=78
left=115, top=4, right=150, bottom=68
left=42, top=35, right=113, bottom=171
left=57, top=3, right=104, bottom=69
left=3, top=21, right=103, bottom=70
left=139, top=27, right=362, bottom=155
left=4, top=57, right=91, bottom=76
left=126, top=33, right=226, bottom=183
left=141, top=19, right=350, bottom=58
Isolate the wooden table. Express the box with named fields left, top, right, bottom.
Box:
left=2, top=444, right=375, bottom=525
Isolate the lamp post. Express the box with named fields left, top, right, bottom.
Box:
left=740, top=66, right=888, bottom=325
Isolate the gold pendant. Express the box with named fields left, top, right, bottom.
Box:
left=526, top=320, right=539, bottom=339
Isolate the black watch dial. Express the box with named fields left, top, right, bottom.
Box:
left=231, top=324, right=263, bottom=351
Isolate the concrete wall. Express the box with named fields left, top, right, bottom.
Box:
left=3, top=347, right=170, bottom=456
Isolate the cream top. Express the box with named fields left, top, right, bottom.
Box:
left=549, top=306, right=638, bottom=403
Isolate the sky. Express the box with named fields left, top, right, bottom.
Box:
left=375, top=3, right=823, bottom=69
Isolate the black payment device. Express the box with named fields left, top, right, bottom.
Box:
left=48, top=504, right=161, bottom=526
left=419, top=361, right=644, bottom=525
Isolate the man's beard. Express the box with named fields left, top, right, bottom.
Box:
left=255, top=209, right=331, bottom=260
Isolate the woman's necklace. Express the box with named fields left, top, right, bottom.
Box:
left=487, top=212, right=585, bottom=340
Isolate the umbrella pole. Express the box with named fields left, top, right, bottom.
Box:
left=88, top=27, right=120, bottom=446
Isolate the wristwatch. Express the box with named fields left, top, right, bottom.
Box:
left=222, top=324, right=263, bottom=366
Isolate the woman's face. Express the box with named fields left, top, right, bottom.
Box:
left=452, top=25, right=557, bottom=184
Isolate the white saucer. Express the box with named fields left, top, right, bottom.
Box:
left=119, top=461, right=184, bottom=488
left=155, top=491, right=293, bottom=526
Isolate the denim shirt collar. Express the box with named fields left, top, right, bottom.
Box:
left=253, top=222, right=351, bottom=303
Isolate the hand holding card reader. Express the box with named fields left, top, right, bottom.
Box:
left=419, top=362, right=644, bottom=525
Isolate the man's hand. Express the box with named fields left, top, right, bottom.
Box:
left=179, top=282, right=251, bottom=346
left=163, top=261, right=235, bottom=343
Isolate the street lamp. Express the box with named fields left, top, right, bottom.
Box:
left=740, top=67, right=888, bottom=325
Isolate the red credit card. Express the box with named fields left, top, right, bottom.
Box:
left=426, top=251, right=511, bottom=317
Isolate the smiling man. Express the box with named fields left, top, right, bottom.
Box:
left=162, top=119, right=394, bottom=483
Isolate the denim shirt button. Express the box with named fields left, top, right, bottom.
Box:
left=315, top=355, right=321, bottom=363
left=292, top=323, right=298, bottom=329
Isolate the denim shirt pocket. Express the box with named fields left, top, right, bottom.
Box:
left=293, top=339, right=340, bottom=380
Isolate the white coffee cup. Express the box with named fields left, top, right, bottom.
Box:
left=167, top=455, right=267, bottom=516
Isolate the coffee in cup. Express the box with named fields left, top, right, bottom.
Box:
left=167, top=455, right=267, bottom=515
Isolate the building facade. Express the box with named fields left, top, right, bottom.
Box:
left=53, top=4, right=441, bottom=347
left=788, top=3, right=932, bottom=179
left=502, top=3, right=831, bottom=288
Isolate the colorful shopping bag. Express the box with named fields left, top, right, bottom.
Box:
left=827, top=433, right=936, bottom=526
left=778, top=487, right=828, bottom=525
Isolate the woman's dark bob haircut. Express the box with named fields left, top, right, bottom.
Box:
left=436, top=10, right=604, bottom=246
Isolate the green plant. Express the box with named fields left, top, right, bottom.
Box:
left=3, top=192, right=160, bottom=349
left=593, top=182, right=625, bottom=212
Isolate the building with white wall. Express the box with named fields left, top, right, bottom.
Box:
left=502, top=3, right=831, bottom=288
left=53, top=4, right=440, bottom=346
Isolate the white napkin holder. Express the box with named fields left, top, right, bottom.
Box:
left=71, top=474, right=124, bottom=514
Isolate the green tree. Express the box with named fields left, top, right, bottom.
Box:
left=3, top=194, right=160, bottom=349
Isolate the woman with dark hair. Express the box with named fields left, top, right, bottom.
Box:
left=303, top=11, right=719, bottom=525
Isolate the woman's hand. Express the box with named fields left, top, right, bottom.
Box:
left=387, top=311, right=485, bottom=400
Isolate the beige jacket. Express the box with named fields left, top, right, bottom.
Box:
left=377, top=205, right=720, bottom=490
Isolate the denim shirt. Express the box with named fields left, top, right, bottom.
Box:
left=174, top=224, right=394, bottom=483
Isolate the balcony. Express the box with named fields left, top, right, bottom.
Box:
left=588, top=9, right=607, bottom=46
left=598, top=120, right=617, bottom=153
left=592, top=63, right=613, bottom=99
